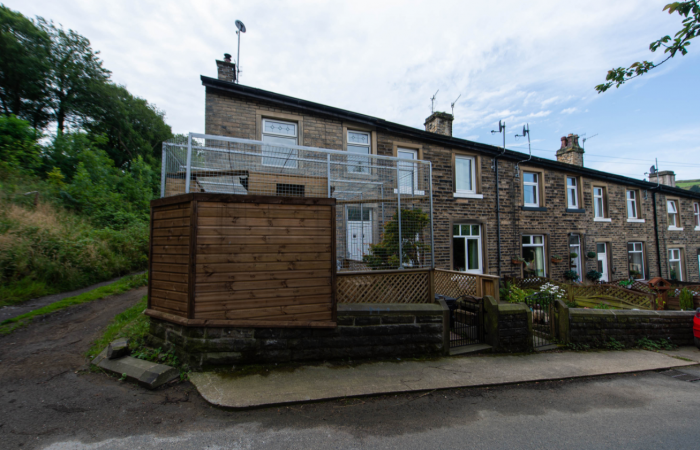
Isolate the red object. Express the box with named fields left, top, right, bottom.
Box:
left=694, top=309, right=700, bottom=349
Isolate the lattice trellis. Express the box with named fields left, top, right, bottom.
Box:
left=434, top=270, right=478, bottom=298
left=336, top=271, right=430, bottom=303
left=567, top=284, right=654, bottom=309
left=504, top=276, right=561, bottom=290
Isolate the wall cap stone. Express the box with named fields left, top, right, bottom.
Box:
left=338, top=303, right=442, bottom=315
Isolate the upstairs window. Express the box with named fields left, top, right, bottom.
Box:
left=347, top=130, right=371, bottom=174
left=397, top=148, right=418, bottom=194
left=523, top=172, right=539, bottom=207
left=593, top=187, right=606, bottom=218
left=261, top=119, right=298, bottom=168
left=626, top=190, right=638, bottom=219
left=667, top=200, right=679, bottom=228
left=566, top=177, right=578, bottom=209
left=455, top=156, right=476, bottom=194
left=668, top=248, right=683, bottom=281
left=694, top=202, right=700, bottom=228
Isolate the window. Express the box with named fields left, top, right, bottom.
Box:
left=523, top=172, right=539, bottom=207
left=667, top=200, right=680, bottom=229
left=261, top=119, right=298, bottom=168
left=694, top=202, right=700, bottom=229
left=569, top=234, right=582, bottom=281
left=347, top=130, right=371, bottom=174
left=627, top=242, right=645, bottom=280
left=668, top=248, right=683, bottom=281
left=453, top=224, right=482, bottom=274
left=455, top=156, right=476, bottom=195
left=397, top=148, right=418, bottom=194
left=522, top=235, right=546, bottom=277
left=566, top=177, right=578, bottom=209
left=626, top=190, right=638, bottom=219
left=593, top=187, right=606, bottom=218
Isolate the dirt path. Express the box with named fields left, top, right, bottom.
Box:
left=0, top=272, right=145, bottom=323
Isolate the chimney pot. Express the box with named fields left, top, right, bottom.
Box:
left=216, top=55, right=236, bottom=83
left=224, top=53, right=232, bottom=63
left=556, top=133, right=584, bottom=166
left=424, top=112, right=454, bottom=137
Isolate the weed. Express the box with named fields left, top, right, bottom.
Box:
left=593, top=302, right=613, bottom=309
left=567, top=342, right=591, bottom=351
left=119, top=373, right=127, bottom=381
left=636, top=337, right=676, bottom=351
left=604, top=338, right=625, bottom=350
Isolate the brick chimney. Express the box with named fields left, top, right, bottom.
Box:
left=556, top=134, right=584, bottom=166
left=649, top=170, right=676, bottom=187
left=216, top=53, right=236, bottom=83
left=424, top=112, right=453, bottom=137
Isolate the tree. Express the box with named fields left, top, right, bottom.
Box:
left=0, top=114, right=42, bottom=173
left=37, top=19, right=111, bottom=132
left=0, top=6, right=51, bottom=128
left=690, top=184, right=700, bottom=193
left=362, top=208, right=431, bottom=269
left=596, top=1, right=699, bottom=93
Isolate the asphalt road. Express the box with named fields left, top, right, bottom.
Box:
left=2, top=289, right=700, bottom=450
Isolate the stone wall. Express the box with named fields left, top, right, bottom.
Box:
left=565, top=306, right=694, bottom=346
left=147, top=303, right=446, bottom=369
left=483, top=296, right=532, bottom=352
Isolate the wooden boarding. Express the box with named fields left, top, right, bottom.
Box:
left=247, top=172, right=327, bottom=198
left=147, top=193, right=337, bottom=327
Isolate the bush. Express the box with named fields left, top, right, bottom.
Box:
left=563, top=270, right=580, bottom=282
left=586, top=270, right=603, bottom=282
left=679, top=288, right=694, bottom=310
left=507, top=285, right=530, bottom=303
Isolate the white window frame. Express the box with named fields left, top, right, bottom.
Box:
left=627, top=242, right=645, bottom=280
left=346, top=130, right=371, bottom=175
left=626, top=190, right=637, bottom=219
left=593, top=187, right=610, bottom=221
left=522, top=234, right=546, bottom=277
left=668, top=248, right=683, bottom=281
left=667, top=200, right=682, bottom=230
left=395, top=148, right=424, bottom=196
left=566, top=176, right=578, bottom=209
left=694, top=202, right=700, bottom=230
left=452, top=224, right=482, bottom=274
left=523, top=172, right=539, bottom=207
left=454, top=155, right=477, bottom=197
left=261, top=118, right=298, bottom=168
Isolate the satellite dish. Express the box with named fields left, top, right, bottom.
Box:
left=650, top=165, right=656, bottom=174
left=235, top=20, right=246, bottom=33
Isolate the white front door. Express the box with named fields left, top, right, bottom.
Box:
left=347, top=221, right=371, bottom=261
left=597, top=243, right=609, bottom=282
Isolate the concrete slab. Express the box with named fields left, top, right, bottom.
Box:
left=93, top=349, right=179, bottom=389
left=190, top=348, right=698, bottom=409
left=661, top=346, right=700, bottom=363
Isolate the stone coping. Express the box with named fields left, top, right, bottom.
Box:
left=570, top=308, right=695, bottom=317
left=338, top=303, right=442, bottom=315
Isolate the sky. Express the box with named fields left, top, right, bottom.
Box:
left=8, top=0, right=700, bottom=180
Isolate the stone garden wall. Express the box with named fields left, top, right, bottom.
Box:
left=148, top=303, right=446, bottom=369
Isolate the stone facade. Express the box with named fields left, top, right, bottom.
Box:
left=567, top=308, right=694, bottom=347
left=483, top=296, right=532, bottom=352
left=201, top=76, right=700, bottom=284
left=148, top=304, right=445, bottom=368
left=555, top=134, right=584, bottom=167
left=424, top=112, right=453, bottom=137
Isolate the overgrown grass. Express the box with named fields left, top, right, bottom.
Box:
left=0, top=171, right=149, bottom=306
left=0, top=272, right=147, bottom=335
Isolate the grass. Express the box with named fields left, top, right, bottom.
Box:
left=87, top=293, right=149, bottom=359
left=0, top=272, right=147, bottom=335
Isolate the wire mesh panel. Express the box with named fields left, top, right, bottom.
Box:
left=162, top=133, right=434, bottom=271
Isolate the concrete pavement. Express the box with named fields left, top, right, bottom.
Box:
left=190, top=346, right=700, bottom=409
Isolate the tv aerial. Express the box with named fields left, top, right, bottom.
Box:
left=450, top=94, right=461, bottom=116
left=235, top=20, right=246, bottom=83
left=430, top=90, right=439, bottom=114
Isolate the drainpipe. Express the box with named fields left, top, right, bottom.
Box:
left=491, top=121, right=506, bottom=276
left=652, top=189, right=662, bottom=278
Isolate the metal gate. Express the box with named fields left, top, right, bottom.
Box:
left=524, top=292, right=555, bottom=349
left=446, top=296, right=483, bottom=348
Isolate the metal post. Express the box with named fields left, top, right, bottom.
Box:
left=429, top=161, right=435, bottom=269
left=185, top=133, right=193, bottom=194
left=160, top=143, right=167, bottom=198
left=360, top=197, right=364, bottom=260
left=327, top=153, right=331, bottom=197
left=397, top=164, right=403, bottom=269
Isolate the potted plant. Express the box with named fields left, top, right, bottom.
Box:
left=551, top=255, right=563, bottom=264
left=629, top=269, right=642, bottom=280
left=586, top=270, right=603, bottom=283
left=587, top=251, right=597, bottom=259
left=569, top=252, right=578, bottom=259
left=563, top=270, right=580, bottom=282
left=511, top=256, right=526, bottom=265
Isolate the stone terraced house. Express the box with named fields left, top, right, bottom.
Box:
left=200, top=56, right=700, bottom=284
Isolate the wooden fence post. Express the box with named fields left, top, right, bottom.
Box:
left=429, top=269, right=436, bottom=302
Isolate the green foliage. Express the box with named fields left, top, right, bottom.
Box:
left=363, top=208, right=431, bottom=269
left=0, top=115, right=42, bottom=173
left=593, top=303, right=613, bottom=309
left=563, top=270, right=580, bottom=282
left=565, top=300, right=579, bottom=308
left=586, top=270, right=603, bottom=282
left=507, top=285, right=530, bottom=303
left=596, top=1, right=699, bottom=92
left=689, top=185, right=700, bottom=193
left=567, top=342, right=591, bottom=351
left=0, top=273, right=147, bottom=334
left=0, top=6, right=51, bottom=127
left=679, top=288, right=694, bottom=310
left=87, top=294, right=149, bottom=359
left=619, top=279, right=634, bottom=288
left=604, top=338, right=626, bottom=351
left=636, top=337, right=676, bottom=351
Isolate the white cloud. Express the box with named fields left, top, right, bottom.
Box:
left=561, top=107, right=578, bottom=114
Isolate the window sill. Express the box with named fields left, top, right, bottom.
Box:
left=594, top=217, right=612, bottom=222
left=668, top=226, right=684, bottom=231
left=695, top=226, right=700, bottom=231
left=453, top=192, right=483, bottom=199
left=566, top=208, right=585, bottom=214
left=626, top=218, right=645, bottom=223
left=521, top=206, right=547, bottom=212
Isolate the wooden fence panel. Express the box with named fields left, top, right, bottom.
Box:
left=336, top=270, right=430, bottom=303
left=434, top=269, right=478, bottom=298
